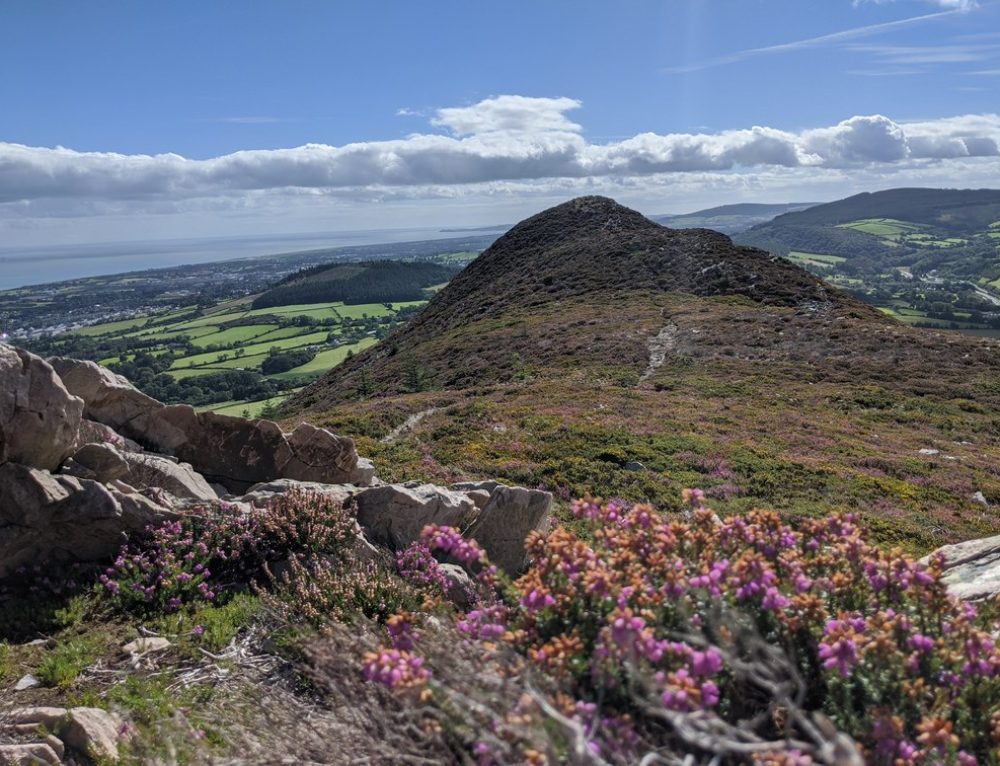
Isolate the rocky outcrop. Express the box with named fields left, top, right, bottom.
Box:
left=0, top=463, right=173, bottom=578
left=8, top=706, right=125, bottom=762
left=925, top=535, right=1000, bottom=601
left=62, top=442, right=218, bottom=502
left=466, top=485, right=552, bottom=575
left=353, top=483, right=478, bottom=550
left=48, top=356, right=161, bottom=432
left=50, top=358, right=371, bottom=491
left=0, top=346, right=84, bottom=470
left=0, top=350, right=548, bottom=586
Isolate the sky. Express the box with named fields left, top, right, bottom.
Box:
left=1, top=0, right=999, bottom=249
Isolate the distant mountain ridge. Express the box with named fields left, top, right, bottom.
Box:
left=653, top=202, right=817, bottom=234
left=757, top=188, right=1000, bottom=232
left=252, top=259, right=459, bottom=309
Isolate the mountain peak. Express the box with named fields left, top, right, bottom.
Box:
left=289, top=196, right=885, bottom=408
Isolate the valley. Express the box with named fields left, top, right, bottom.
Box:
left=739, top=188, right=1000, bottom=336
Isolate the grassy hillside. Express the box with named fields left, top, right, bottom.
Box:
left=738, top=188, right=1000, bottom=335
left=252, top=260, right=460, bottom=309
left=285, top=197, right=1000, bottom=551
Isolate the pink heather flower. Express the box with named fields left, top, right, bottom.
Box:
left=908, top=634, right=935, bottom=654
left=457, top=605, right=507, bottom=640
left=190, top=624, right=205, bottom=637
left=681, top=488, right=706, bottom=507
left=421, top=525, right=485, bottom=566
left=362, top=648, right=430, bottom=690
left=700, top=680, right=720, bottom=708
left=819, top=637, right=859, bottom=677
left=761, top=586, right=790, bottom=612
left=690, top=648, right=724, bottom=677
left=520, top=589, right=555, bottom=612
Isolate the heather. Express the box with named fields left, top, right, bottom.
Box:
left=363, top=492, right=1000, bottom=764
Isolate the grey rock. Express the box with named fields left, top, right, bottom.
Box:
left=0, top=742, right=61, bottom=766
left=918, top=447, right=940, bottom=456
left=13, top=673, right=39, bottom=691
left=466, top=486, right=553, bottom=576
left=63, top=442, right=217, bottom=502
left=240, top=478, right=357, bottom=508
left=49, top=356, right=162, bottom=432
left=122, top=636, right=171, bottom=654
left=925, top=534, right=1000, bottom=601
left=12, top=706, right=124, bottom=762
left=439, top=562, right=476, bottom=608
left=0, top=462, right=173, bottom=578
left=453, top=480, right=503, bottom=494
left=973, top=491, right=990, bottom=508
left=463, top=489, right=493, bottom=511
left=624, top=460, right=645, bottom=471
left=0, top=346, right=84, bottom=470
left=353, top=483, right=478, bottom=550
left=62, top=707, right=124, bottom=762
left=50, top=357, right=370, bottom=492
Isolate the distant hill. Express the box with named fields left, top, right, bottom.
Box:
left=737, top=188, right=1000, bottom=332
left=652, top=202, right=817, bottom=234
left=290, top=196, right=881, bottom=403
left=252, top=260, right=461, bottom=309
left=282, top=196, right=1000, bottom=548
left=758, top=188, right=1000, bottom=232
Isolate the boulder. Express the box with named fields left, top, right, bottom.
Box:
left=12, top=706, right=124, bottom=762
left=439, top=562, right=476, bottom=608
left=77, top=418, right=133, bottom=451
left=122, top=636, right=171, bottom=654
left=453, top=480, right=502, bottom=494
left=0, top=463, right=173, bottom=578
left=0, top=742, right=61, bottom=766
left=0, top=347, right=84, bottom=470
left=466, top=486, right=553, bottom=576
left=925, top=535, right=1000, bottom=601
left=353, top=483, right=478, bottom=550
left=50, top=356, right=373, bottom=491
left=240, top=478, right=358, bottom=508
left=48, top=356, right=161, bottom=432
left=464, top=489, right=493, bottom=511
left=62, top=442, right=217, bottom=502
left=13, top=673, right=39, bottom=691
left=59, top=708, right=124, bottom=761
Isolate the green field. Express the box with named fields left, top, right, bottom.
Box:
left=76, top=315, right=157, bottom=336
left=837, top=218, right=924, bottom=237
left=60, top=294, right=428, bottom=413
left=202, top=391, right=298, bottom=418
left=786, top=251, right=846, bottom=269
left=190, top=324, right=279, bottom=348
left=268, top=337, right=378, bottom=381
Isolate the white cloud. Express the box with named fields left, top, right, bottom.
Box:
left=0, top=97, right=998, bottom=242
left=431, top=95, right=583, bottom=136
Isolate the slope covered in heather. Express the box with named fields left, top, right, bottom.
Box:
left=285, top=196, right=1000, bottom=549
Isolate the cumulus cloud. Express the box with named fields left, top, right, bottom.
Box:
left=0, top=97, right=998, bottom=215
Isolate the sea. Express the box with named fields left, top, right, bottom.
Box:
left=0, top=226, right=506, bottom=291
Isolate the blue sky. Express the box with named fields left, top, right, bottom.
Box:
left=1, top=0, right=999, bottom=247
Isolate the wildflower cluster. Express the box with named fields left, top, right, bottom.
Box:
left=99, top=490, right=355, bottom=614
left=371, top=494, right=1000, bottom=764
